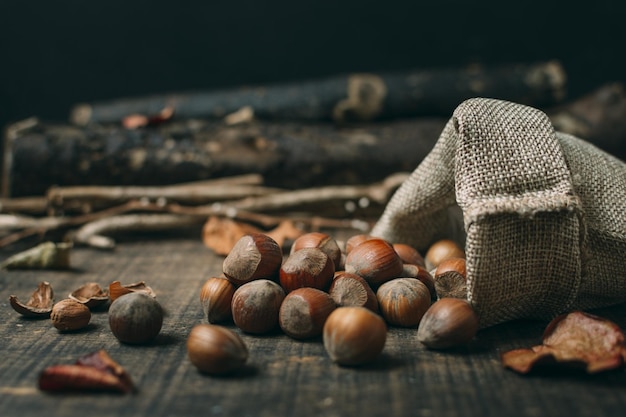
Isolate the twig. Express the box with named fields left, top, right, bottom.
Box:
left=73, top=214, right=202, bottom=249
left=0, top=173, right=405, bottom=248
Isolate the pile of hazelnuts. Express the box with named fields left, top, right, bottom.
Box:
left=187, top=232, right=478, bottom=375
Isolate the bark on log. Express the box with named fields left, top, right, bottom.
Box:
left=70, top=61, right=566, bottom=125
left=4, top=83, right=625, bottom=198
left=3, top=118, right=446, bottom=197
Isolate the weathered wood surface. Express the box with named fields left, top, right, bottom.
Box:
left=1, top=234, right=625, bottom=417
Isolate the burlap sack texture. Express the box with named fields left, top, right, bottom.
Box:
left=371, top=98, right=626, bottom=328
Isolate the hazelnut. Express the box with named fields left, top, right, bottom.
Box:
left=50, top=299, right=91, bottom=331
left=323, top=306, right=387, bottom=366
left=187, top=324, right=248, bottom=375
left=376, top=278, right=431, bottom=327
left=223, top=233, right=283, bottom=286
left=417, top=298, right=479, bottom=349
left=344, top=238, right=403, bottom=287
left=200, top=277, right=236, bottom=323
left=231, top=279, right=285, bottom=334
left=434, top=258, right=467, bottom=299
left=290, top=232, right=342, bottom=271
left=109, top=292, right=164, bottom=344
left=279, top=247, right=335, bottom=293
left=425, top=239, right=465, bottom=270
left=279, top=287, right=336, bottom=339
left=328, top=272, right=378, bottom=312
left=344, top=234, right=373, bottom=255
left=392, top=243, right=425, bottom=267
left=401, top=264, right=437, bottom=300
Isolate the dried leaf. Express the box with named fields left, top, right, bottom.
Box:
left=1, top=241, right=71, bottom=270
left=39, top=350, right=134, bottom=394
left=9, top=281, right=54, bottom=318
left=502, top=311, right=626, bottom=374
left=69, top=282, right=109, bottom=309
left=202, top=216, right=263, bottom=256
left=202, top=216, right=305, bottom=256
left=265, top=220, right=305, bottom=249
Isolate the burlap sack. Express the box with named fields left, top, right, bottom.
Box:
left=371, top=98, right=626, bottom=328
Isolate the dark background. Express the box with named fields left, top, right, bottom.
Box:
left=1, top=0, right=625, bottom=129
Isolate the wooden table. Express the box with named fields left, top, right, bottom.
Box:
left=1, top=235, right=625, bottom=417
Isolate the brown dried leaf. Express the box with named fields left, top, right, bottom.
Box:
left=202, top=216, right=262, bottom=256
left=202, top=216, right=305, bottom=256
left=502, top=311, right=626, bottom=374
left=39, top=350, right=134, bottom=394
left=9, top=281, right=54, bottom=318
left=265, top=220, right=305, bottom=250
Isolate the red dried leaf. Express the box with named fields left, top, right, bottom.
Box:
left=502, top=311, right=626, bottom=374
left=39, top=350, right=134, bottom=394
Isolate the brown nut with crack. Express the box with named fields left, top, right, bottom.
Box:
left=187, top=324, right=248, bottom=375
left=51, top=299, right=91, bottom=331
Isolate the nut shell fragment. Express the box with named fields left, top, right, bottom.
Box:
left=69, top=282, right=109, bottom=309
left=9, top=281, right=54, bottom=318
left=109, top=280, right=156, bottom=302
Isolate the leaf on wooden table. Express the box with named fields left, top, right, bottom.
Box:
left=501, top=311, right=626, bottom=374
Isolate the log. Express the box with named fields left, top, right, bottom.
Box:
left=2, top=117, right=446, bottom=197
left=4, top=83, right=625, bottom=199
left=70, top=61, right=566, bottom=125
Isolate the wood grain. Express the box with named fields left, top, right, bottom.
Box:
left=1, top=235, right=625, bottom=417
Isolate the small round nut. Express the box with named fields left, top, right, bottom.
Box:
left=344, top=238, right=403, bottom=287
left=200, top=277, right=236, bottom=323
left=417, top=298, right=479, bottom=349
left=223, top=233, right=283, bottom=286
left=434, top=258, right=467, bottom=299
left=50, top=299, right=91, bottom=331
left=109, top=292, right=164, bottom=344
left=425, top=239, right=465, bottom=270
left=187, top=324, right=248, bottom=375
left=376, top=278, right=431, bottom=327
left=231, top=279, right=285, bottom=334
left=290, top=232, right=342, bottom=271
left=279, top=247, right=335, bottom=293
left=323, top=306, right=387, bottom=366
left=329, top=272, right=379, bottom=312
left=393, top=243, right=425, bottom=267
left=279, top=287, right=336, bottom=339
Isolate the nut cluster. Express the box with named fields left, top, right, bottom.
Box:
left=193, top=231, right=479, bottom=371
